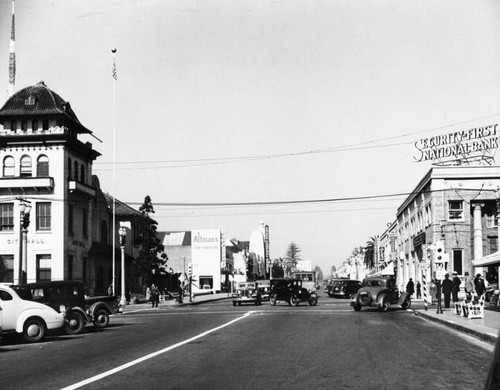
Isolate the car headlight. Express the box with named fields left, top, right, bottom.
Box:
left=59, top=305, right=67, bottom=315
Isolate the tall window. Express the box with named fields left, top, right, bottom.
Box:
left=37, top=255, right=51, bottom=281
left=0, top=255, right=14, bottom=283
left=68, top=255, right=73, bottom=281
left=32, top=119, right=39, bottom=132
left=82, top=208, right=88, bottom=237
left=42, top=119, right=49, bottom=131
left=20, top=155, right=32, bottom=177
left=74, top=161, right=78, bottom=181
left=80, top=164, right=85, bottom=183
left=68, top=205, right=74, bottom=235
left=448, top=200, right=464, bottom=220
left=452, top=249, right=463, bottom=275
left=36, top=202, right=51, bottom=231
left=21, top=119, right=28, bottom=132
left=100, top=220, right=108, bottom=244
left=37, top=155, right=49, bottom=177
left=10, top=120, right=17, bottom=131
left=82, top=257, right=88, bottom=284
left=488, top=236, right=498, bottom=255
left=3, top=156, right=15, bottom=177
left=67, top=157, right=72, bottom=180
left=0, top=203, right=14, bottom=231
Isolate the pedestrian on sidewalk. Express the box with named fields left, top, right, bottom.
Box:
left=151, top=283, right=159, bottom=308
left=474, top=274, right=486, bottom=297
left=451, top=272, right=461, bottom=303
left=464, top=271, right=474, bottom=299
left=406, top=278, right=415, bottom=297
left=441, top=273, right=453, bottom=308
left=178, top=282, right=184, bottom=304
left=416, top=281, right=421, bottom=299
left=430, top=279, right=437, bottom=305
left=145, top=286, right=151, bottom=303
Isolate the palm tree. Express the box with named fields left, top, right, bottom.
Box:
left=364, top=237, right=377, bottom=270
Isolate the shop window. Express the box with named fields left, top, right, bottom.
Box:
left=20, top=155, right=32, bottom=177
left=37, top=155, right=49, bottom=177
left=37, top=255, right=51, bottom=282
left=0, top=203, right=14, bottom=231
left=36, top=202, right=51, bottom=231
left=3, top=156, right=15, bottom=177
left=448, top=200, right=464, bottom=220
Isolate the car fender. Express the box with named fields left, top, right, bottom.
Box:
left=15, top=309, right=51, bottom=333
left=88, top=301, right=112, bottom=317
left=67, top=306, right=90, bottom=323
left=375, top=292, right=388, bottom=305
left=396, top=292, right=411, bottom=305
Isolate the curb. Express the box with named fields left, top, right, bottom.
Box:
left=414, top=310, right=497, bottom=345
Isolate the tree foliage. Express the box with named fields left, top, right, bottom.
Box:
left=285, top=241, right=302, bottom=272
left=135, top=196, right=167, bottom=281
left=314, top=265, right=323, bottom=283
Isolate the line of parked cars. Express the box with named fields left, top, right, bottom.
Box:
left=0, top=281, right=120, bottom=343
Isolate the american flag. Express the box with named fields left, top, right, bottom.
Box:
left=8, top=0, right=16, bottom=95
left=112, top=59, right=117, bottom=80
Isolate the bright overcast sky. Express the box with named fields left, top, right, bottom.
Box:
left=1, top=0, right=500, bottom=273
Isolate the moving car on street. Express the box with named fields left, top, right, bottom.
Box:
left=13, top=281, right=120, bottom=335
left=328, top=279, right=362, bottom=298
left=0, top=284, right=65, bottom=342
left=233, top=282, right=262, bottom=306
left=350, top=276, right=411, bottom=312
left=269, top=278, right=318, bottom=306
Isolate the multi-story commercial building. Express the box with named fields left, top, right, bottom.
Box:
left=395, top=166, right=500, bottom=291
left=0, top=82, right=143, bottom=295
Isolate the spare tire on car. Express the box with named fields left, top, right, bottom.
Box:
left=357, top=291, right=372, bottom=306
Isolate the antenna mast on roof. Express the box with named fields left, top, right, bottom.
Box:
left=8, top=0, right=16, bottom=97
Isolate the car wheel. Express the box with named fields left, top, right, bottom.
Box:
left=64, top=311, right=85, bottom=335
left=269, top=294, right=277, bottom=306
left=93, top=309, right=109, bottom=328
left=290, top=295, right=299, bottom=307
left=353, top=305, right=361, bottom=312
left=22, top=317, right=46, bottom=343
left=308, top=295, right=318, bottom=306
left=402, top=298, right=411, bottom=310
left=380, top=298, right=389, bottom=312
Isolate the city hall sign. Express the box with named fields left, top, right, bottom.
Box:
left=414, top=123, right=499, bottom=166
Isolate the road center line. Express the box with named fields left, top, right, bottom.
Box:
left=60, top=311, right=253, bottom=390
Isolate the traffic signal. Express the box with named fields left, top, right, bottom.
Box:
left=22, top=212, right=30, bottom=229
left=188, top=264, right=192, bottom=276
left=435, top=240, right=445, bottom=262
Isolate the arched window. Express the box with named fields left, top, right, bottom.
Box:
left=20, top=155, right=32, bottom=177
left=74, top=161, right=78, bottom=181
left=67, top=158, right=72, bottom=180
left=80, top=164, right=85, bottom=183
left=42, top=119, right=49, bottom=131
left=32, top=119, right=39, bottom=132
left=21, top=120, right=28, bottom=132
left=10, top=120, right=17, bottom=132
left=37, top=155, right=49, bottom=177
left=3, top=156, right=15, bottom=177
left=100, top=220, right=108, bottom=244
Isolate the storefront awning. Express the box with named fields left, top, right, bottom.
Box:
left=472, top=251, right=500, bottom=267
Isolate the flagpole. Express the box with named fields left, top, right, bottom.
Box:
left=8, top=0, right=16, bottom=97
left=112, top=48, right=117, bottom=296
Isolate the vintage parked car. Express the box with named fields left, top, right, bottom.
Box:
left=0, top=284, right=65, bottom=343
left=328, top=279, right=362, bottom=298
left=233, top=282, right=262, bottom=306
left=350, top=276, right=411, bottom=312
left=12, top=281, right=120, bottom=335
left=269, top=278, right=318, bottom=307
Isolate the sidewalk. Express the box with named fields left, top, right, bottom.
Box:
left=414, top=300, right=500, bottom=345
left=122, top=292, right=232, bottom=311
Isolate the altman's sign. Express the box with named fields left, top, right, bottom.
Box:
left=414, top=124, right=498, bottom=165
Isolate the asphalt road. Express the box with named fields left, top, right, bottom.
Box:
left=1, top=295, right=495, bottom=390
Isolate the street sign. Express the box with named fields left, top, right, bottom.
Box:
left=419, top=262, right=430, bottom=270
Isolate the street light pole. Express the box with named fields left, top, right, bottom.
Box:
left=118, top=227, right=127, bottom=306
left=18, top=198, right=31, bottom=284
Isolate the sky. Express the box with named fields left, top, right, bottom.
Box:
left=1, top=0, right=500, bottom=274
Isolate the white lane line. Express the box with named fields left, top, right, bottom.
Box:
left=60, top=311, right=253, bottom=390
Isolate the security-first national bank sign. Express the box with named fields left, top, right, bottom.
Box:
left=414, top=123, right=499, bottom=166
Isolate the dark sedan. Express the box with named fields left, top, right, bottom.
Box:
left=328, top=280, right=362, bottom=298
